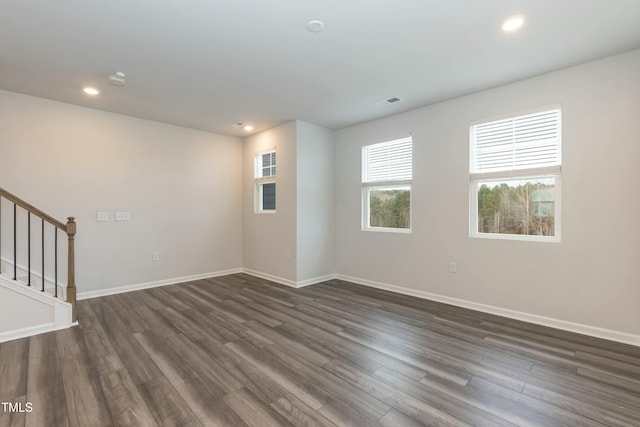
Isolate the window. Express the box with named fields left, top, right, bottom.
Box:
left=362, top=137, right=412, bottom=232
left=470, top=108, right=561, bottom=241
left=255, top=150, right=276, bottom=212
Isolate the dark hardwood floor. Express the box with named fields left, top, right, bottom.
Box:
left=1, top=273, right=639, bottom=426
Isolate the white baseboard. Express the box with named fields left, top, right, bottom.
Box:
left=296, top=274, right=337, bottom=288
left=241, top=269, right=297, bottom=288
left=77, top=267, right=333, bottom=301
left=77, top=268, right=243, bottom=300
left=0, top=321, right=78, bottom=344
left=241, top=269, right=335, bottom=288
left=335, top=274, right=640, bottom=348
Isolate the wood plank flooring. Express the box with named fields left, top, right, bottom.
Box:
left=1, top=273, right=639, bottom=426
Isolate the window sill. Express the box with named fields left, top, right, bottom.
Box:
left=363, top=227, right=412, bottom=234
left=470, top=232, right=560, bottom=243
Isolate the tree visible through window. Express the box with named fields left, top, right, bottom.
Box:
left=470, top=108, right=561, bottom=241
left=477, top=178, right=555, bottom=236
left=369, top=188, right=410, bottom=229
left=362, top=137, right=412, bottom=232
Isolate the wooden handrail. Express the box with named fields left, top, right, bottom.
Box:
left=0, top=188, right=67, bottom=231
left=0, top=186, right=77, bottom=322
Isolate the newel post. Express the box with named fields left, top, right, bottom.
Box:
left=66, top=217, right=77, bottom=322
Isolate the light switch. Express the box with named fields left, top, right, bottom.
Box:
left=115, top=211, right=130, bottom=221
left=96, top=211, right=109, bottom=222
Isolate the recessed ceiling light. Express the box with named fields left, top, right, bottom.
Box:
left=306, top=20, right=325, bottom=33
left=83, top=87, right=100, bottom=96
left=244, top=125, right=254, bottom=132
left=502, top=16, right=525, bottom=32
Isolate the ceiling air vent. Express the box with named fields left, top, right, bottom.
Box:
left=108, top=72, right=126, bottom=87
left=373, top=97, right=402, bottom=107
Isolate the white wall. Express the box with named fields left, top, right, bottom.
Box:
left=335, top=50, right=640, bottom=336
left=242, top=120, right=335, bottom=285
left=0, top=90, right=243, bottom=294
left=242, top=121, right=297, bottom=282
left=0, top=281, right=54, bottom=334
left=296, top=121, right=335, bottom=282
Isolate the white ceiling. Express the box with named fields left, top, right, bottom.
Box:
left=2, top=0, right=640, bottom=137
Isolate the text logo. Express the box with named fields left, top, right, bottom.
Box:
left=1, top=402, right=33, bottom=413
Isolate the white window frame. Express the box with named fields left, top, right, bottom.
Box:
left=469, top=107, right=562, bottom=242
left=254, top=150, right=276, bottom=213
left=361, top=136, right=413, bottom=233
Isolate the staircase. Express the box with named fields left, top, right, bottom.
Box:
left=0, top=187, right=77, bottom=342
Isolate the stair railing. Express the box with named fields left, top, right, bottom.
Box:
left=0, top=187, right=77, bottom=322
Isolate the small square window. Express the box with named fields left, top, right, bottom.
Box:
left=260, top=182, right=276, bottom=211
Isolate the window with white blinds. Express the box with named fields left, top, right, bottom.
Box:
left=363, top=137, right=412, bottom=183
left=362, top=137, right=412, bottom=232
left=471, top=109, right=561, bottom=176
left=469, top=107, right=562, bottom=241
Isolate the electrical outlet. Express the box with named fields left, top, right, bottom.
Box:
left=152, top=252, right=160, bottom=262
left=96, top=211, right=109, bottom=222
left=449, top=262, right=457, bottom=273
